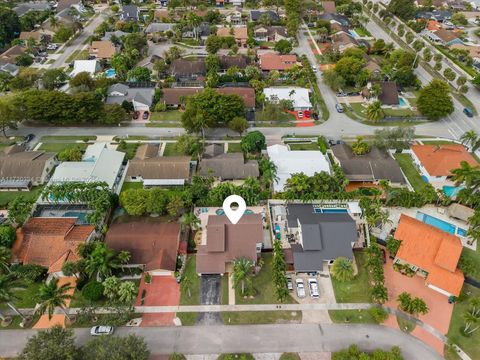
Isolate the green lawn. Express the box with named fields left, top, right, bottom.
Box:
left=287, top=143, right=319, bottom=151
left=280, top=354, right=301, bottom=360
left=256, top=111, right=296, bottom=122
left=150, top=111, right=183, bottom=122
left=120, top=182, right=143, bottom=193
left=222, top=310, right=301, bottom=325
left=65, top=49, right=89, bottom=63
left=177, top=255, right=200, bottom=326
left=331, top=251, right=371, bottom=303
left=461, top=247, right=480, bottom=281
left=163, top=143, right=183, bottom=156
left=397, top=315, right=416, bottom=333
left=221, top=275, right=229, bottom=305
left=116, top=141, right=140, bottom=160
left=446, top=285, right=480, bottom=360
left=41, top=136, right=96, bottom=141
left=226, top=143, right=242, bottom=153
left=11, top=281, right=42, bottom=309
left=394, top=153, right=428, bottom=192
left=328, top=310, right=376, bottom=324
left=69, top=288, right=107, bottom=308
left=354, top=26, right=371, bottom=37
left=236, top=253, right=297, bottom=305
left=382, top=108, right=417, bottom=117
left=0, top=185, right=44, bottom=207
left=38, top=142, right=88, bottom=153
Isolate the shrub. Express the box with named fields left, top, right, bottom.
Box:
left=317, top=136, right=328, bottom=154
left=369, top=307, right=389, bottom=323
left=81, top=281, right=105, bottom=301
left=0, top=225, right=16, bottom=247
left=10, top=264, right=47, bottom=283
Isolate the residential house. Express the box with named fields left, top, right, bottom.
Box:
left=416, top=10, right=452, bottom=22
left=322, top=1, right=336, bottom=13
left=318, top=13, right=351, bottom=27
left=120, top=5, right=139, bottom=21
left=415, top=0, right=446, bottom=7
left=0, top=45, right=27, bottom=64
left=425, top=28, right=463, bottom=46
left=160, top=87, right=256, bottom=109
left=330, top=31, right=358, bottom=53
left=259, top=53, right=298, bottom=71
left=450, top=43, right=480, bottom=62
left=458, top=11, right=480, bottom=25
left=226, top=10, right=243, bottom=25
left=331, top=144, right=406, bottom=186
left=19, top=31, right=46, bottom=44
left=281, top=203, right=359, bottom=273
left=217, top=27, right=248, bottom=48
left=266, top=144, right=330, bottom=192
left=56, top=0, right=85, bottom=13
left=12, top=218, right=95, bottom=278
left=219, top=55, right=249, bottom=72
left=106, top=222, right=181, bottom=276
left=145, top=23, right=175, bottom=35
left=250, top=10, right=280, bottom=23
left=393, top=214, right=464, bottom=297
left=182, top=23, right=211, bottom=40
left=125, top=144, right=191, bottom=186
left=71, top=59, right=101, bottom=77
left=410, top=144, right=477, bottom=184
left=217, top=87, right=256, bottom=109
left=263, top=86, right=312, bottom=111
left=106, top=83, right=155, bottom=113
left=0, top=62, right=19, bottom=76
left=216, top=0, right=245, bottom=6
left=0, top=145, right=56, bottom=191
left=377, top=81, right=400, bottom=106
left=89, top=40, right=117, bottom=61
left=199, top=145, right=259, bottom=181
left=47, top=143, right=125, bottom=194
left=364, top=58, right=381, bottom=77
left=102, top=30, right=128, bottom=42
left=170, top=58, right=206, bottom=83
left=196, top=214, right=263, bottom=275
left=13, top=2, right=51, bottom=17
left=254, top=26, right=288, bottom=42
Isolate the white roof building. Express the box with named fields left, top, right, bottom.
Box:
left=48, top=143, right=125, bottom=194
left=71, top=60, right=101, bottom=77
left=263, top=86, right=312, bottom=110
left=267, top=144, right=331, bottom=192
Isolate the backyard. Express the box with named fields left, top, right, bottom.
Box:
left=394, top=153, right=428, bottom=192
left=0, top=185, right=44, bottom=207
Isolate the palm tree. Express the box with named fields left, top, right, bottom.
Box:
left=180, top=212, right=200, bottom=232
left=48, top=15, right=59, bottom=29
left=182, top=276, right=192, bottom=298
left=411, top=297, right=429, bottom=315
left=232, top=257, right=254, bottom=295
left=371, top=284, right=388, bottom=304
left=330, top=257, right=354, bottom=282
left=397, top=292, right=413, bottom=313
left=117, top=281, right=137, bottom=304
left=460, top=130, right=478, bottom=150
left=462, top=310, right=479, bottom=334
left=469, top=296, right=480, bottom=317
left=0, top=275, right=26, bottom=319
left=36, top=278, right=73, bottom=320
left=84, top=243, right=123, bottom=281
left=451, top=161, right=480, bottom=191
left=366, top=101, right=385, bottom=122
left=0, top=247, right=12, bottom=274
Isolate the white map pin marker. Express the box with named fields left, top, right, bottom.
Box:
left=222, top=195, right=246, bottom=225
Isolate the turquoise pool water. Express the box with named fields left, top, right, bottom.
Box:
left=399, top=98, right=407, bottom=106
left=314, top=208, right=348, bottom=214
left=63, top=211, right=88, bottom=224
left=215, top=209, right=254, bottom=215
left=349, top=29, right=360, bottom=38
left=105, top=69, right=116, bottom=78
left=416, top=212, right=467, bottom=237
left=443, top=185, right=464, bottom=198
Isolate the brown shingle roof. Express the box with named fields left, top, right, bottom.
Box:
left=199, top=153, right=259, bottom=180
left=105, top=222, right=180, bottom=272
left=196, top=214, right=262, bottom=274
left=219, top=55, right=249, bottom=70
left=127, top=147, right=191, bottom=180
left=411, top=144, right=477, bottom=177
left=0, top=146, right=56, bottom=182
left=394, top=214, right=464, bottom=296
left=89, top=40, right=116, bottom=59
left=19, top=31, right=42, bottom=41
left=259, top=53, right=297, bottom=71
left=378, top=81, right=399, bottom=105
left=435, top=28, right=459, bottom=43
left=217, top=87, right=255, bottom=108
left=0, top=45, right=26, bottom=63
left=170, top=59, right=206, bottom=76
left=12, top=218, right=94, bottom=273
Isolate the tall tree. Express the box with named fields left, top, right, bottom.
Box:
left=0, top=8, right=21, bottom=48
left=0, top=94, right=22, bottom=137
left=18, top=326, right=80, bottom=360
left=331, top=257, right=354, bottom=282
left=36, top=278, right=74, bottom=320
left=460, top=130, right=479, bottom=151
left=232, top=257, right=254, bottom=295
left=387, top=0, right=416, bottom=20
left=0, top=274, right=26, bottom=319
left=84, top=242, right=128, bottom=281
left=82, top=334, right=149, bottom=360
left=366, top=100, right=385, bottom=122
left=417, top=79, right=454, bottom=120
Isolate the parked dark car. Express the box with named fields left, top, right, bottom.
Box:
left=24, top=134, right=35, bottom=143
left=133, top=111, right=140, bottom=120
left=142, top=112, right=149, bottom=120
left=464, top=107, right=474, bottom=118
left=381, top=248, right=387, bottom=264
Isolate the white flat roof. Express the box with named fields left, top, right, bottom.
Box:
left=267, top=144, right=331, bottom=192
left=71, top=60, right=98, bottom=77
left=263, top=87, right=312, bottom=109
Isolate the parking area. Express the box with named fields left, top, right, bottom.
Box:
left=197, top=275, right=222, bottom=325
left=287, top=272, right=336, bottom=304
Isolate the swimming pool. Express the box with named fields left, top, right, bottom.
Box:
left=398, top=97, right=408, bottom=107
left=416, top=212, right=467, bottom=237
left=314, top=208, right=348, bottom=214
left=349, top=29, right=360, bottom=39
left=443, top=185, right=464, bottom=198
left=63, top=211, right=88, bottom=224
left=105, top=69, right=116, bottom=78
left=215, top=209, right=254, bottom=215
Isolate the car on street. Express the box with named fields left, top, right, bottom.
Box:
left=24, top=134, right=35, bottom=143
left=308, top=278, right=319, bottom=298
left=335, top=103, right=344, bottom=113
left=312, top=113, right=318, bottom=120
left=296, top=278, right=305, bottom=298
left=336, top=91, right=347, bottom=97
left=304, top=110, right=311, bottom=118
left=287, top=276, right=293, bottom=291
left=90, top=326, right=114, bottom=336
left=464, top=107, right=474, bottom=118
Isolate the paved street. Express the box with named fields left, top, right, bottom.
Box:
left=0, top=324, right=443, bottom=359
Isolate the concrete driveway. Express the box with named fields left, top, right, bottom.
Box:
left=197, top=275, right=223, bottom=325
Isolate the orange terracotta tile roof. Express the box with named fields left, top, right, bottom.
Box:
left=12, top=218, right=94, bottom=273
left=427, top=20, right=441, bottom=31
left=411, top=144, right=477, bottom=177
left=394, top=214, right=464, bottom=296
left=259, top=53, right=298, bottom=71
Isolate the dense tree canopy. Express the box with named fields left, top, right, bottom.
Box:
left=387, top=0, right=416, bottom=20
left=18, top=327, right=80, bottom=360
left=0, top=7, right=21, bottom=49
left=83, top=334, right=149, bottom=360
left=417, top=79, right=454, bottom=120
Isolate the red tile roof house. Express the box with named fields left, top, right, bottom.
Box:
left=259, top=53, right=298, bottom=72
left=393, top=214, right=464, bottom=298
left=196, top=214, right=263, bottom=275
left=410, top=144, right=478, bottom=185
left=12, top=218, right=95, bottom=280
left=106, top=222, right=181, bottom=276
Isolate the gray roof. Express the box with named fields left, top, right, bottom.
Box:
left=286, top=204, right=356, bottom=272
left=199, top=153, right=259, bottom=180
left=145, top=23, right=175, bottom=33
left=102, top=31, right=128, bottom=41
left=331, top=144, right=406, bottom=184
left=106, top=84, right=155, bottom=107
left=121, top=5, right=138, bottom=20
left=250, top=10, right=280, bottom=22
left=0, top=62, right=20, bottom=76
left=318, top=13, right=351, bottom=26
left=13, top=2, right=51, bottom=17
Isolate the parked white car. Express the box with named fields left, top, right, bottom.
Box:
left=296, top=278, right=305, bottom=298
left=90, top=326, right=114, bottom=336
left=308, top=278, right=319, bottom=299
left=287, top=276, right=293, bottom=291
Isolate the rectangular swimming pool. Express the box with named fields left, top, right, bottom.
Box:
left=416, top=212, right=467, bottom=237
left=313, top=208, right=348, bottom=214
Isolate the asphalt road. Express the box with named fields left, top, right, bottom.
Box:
left=0, top=324, right=443, bottom=359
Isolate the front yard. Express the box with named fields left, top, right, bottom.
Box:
left=38, top=142, right=88, bottom=153
left=256, top=111, right=296, bottom=122
left=394, top=153, right=428, bottom=192
left=227, top=143, right=242, bottom=153
left=287, top=143, right=319, bottom=151
left=150, top=110, right=183, bottom=122
left=162, top=143, right=183, bottom=156
left=177, top=255, right=200, bottom=326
